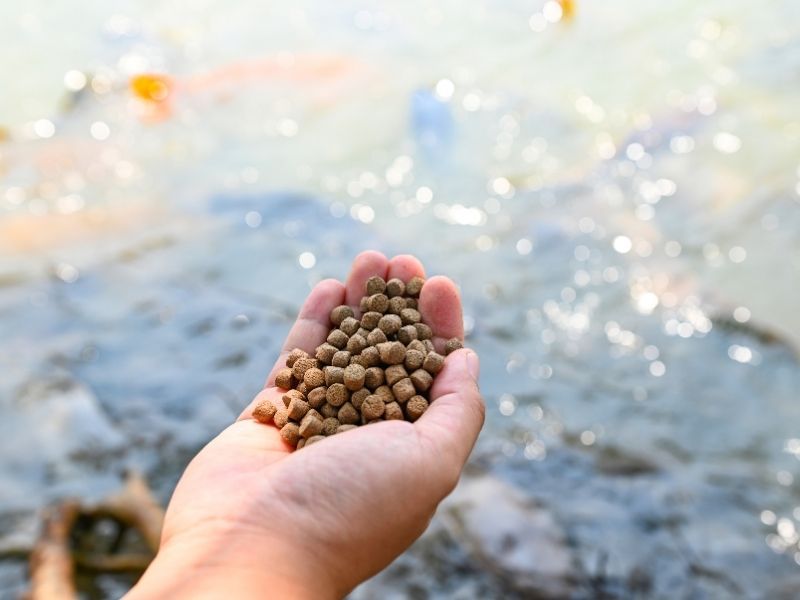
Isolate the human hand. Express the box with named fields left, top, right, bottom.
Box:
left=127, top=252, right=484, bottom=599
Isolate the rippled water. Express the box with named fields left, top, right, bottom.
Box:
left=2, top=1, right=800, bottom=597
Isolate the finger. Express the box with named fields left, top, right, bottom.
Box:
left=386, top=254, right=426, bottom=282
left=345, top=250, right=389, bottom=309
left=415, top=349, right=484, bottom=490
left=265, top=278, right=345, bottom=387
left=418, top=275, right=463, bottom=353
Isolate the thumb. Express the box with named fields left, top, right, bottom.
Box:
left=413, top=349, right=485, bottom=493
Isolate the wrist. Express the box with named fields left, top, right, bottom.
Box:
left=126, top=525, right=340, bottom=599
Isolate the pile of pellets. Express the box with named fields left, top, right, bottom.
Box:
left=252, top=275, right=463, bottom=448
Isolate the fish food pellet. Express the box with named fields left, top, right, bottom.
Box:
left=384, top=401, right=403, bottom=420
left=327, top=329, right=349, bottom=349
left=257, top=272, right=465, bottom=447
left=280, top=423, right=301, bottom=445
left=386, top=278, right=405, bottom=297
left=332, top=350, right=351, bottom=368
left=406, top=396, right=429, bottom=421
left=410, top=369, right=433, bottom=393
left=338, top=402, right=359, bottom=425
left=253, top=399, right=277, bottom=423
left=330, top=305, right=354, bottom=326
left=445, top=338, right=463, bottom=355
left=275, top=368, right=294, bottom=390
left=326, top=383, right=349, bottom=407
left=344, top=364, right=366, bottom=390
left=366, top=275, right=386, bottom=295
left=361, top=395, right=385, bottom=420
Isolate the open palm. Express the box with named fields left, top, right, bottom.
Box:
left=128, top=252, right=484, bottom=599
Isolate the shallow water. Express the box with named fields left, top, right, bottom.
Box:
left=2, top=0, right=800, bottom=597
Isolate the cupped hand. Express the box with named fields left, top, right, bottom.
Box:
left=128, top=252, right=484, bottom=599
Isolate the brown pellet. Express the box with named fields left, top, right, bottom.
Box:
left=377, top=341, right=406, bottom=365
left=392, top=378, right=416, bottom=403
left=321, top=417, right=340, bottom=436
left=305, top=408, right=323, bottom=422
left=346, top=334, right=368, bottom=355
left=410, top=369, right=433, bottom=393
left=359, top=296, right=369, bottom=313
left=315, top=343, right=338, bottom=365
left=357, top=327, right=371, bottom=338
left=397, top=325, right=418, bottom=345
left=305, top=435, right=325, bottom=446
left=405, top=349, right=425, bottom=371
left=297, top=438, right=306, bottom=449
left=327, top=329, right=349, bottom=349
left=405, top=298, right=418, bottom=310
left=384, top=401, right=403, bottom=420
left=307, top=386, right=327, bottom=409
left=349, top=353, right=369, bottom=368
left=280, top=422, right=301, bottom=446
left=414, top=323, right=433, bottom=340
left=339, top=317, right=360, bottom=336
left=299, top=414, right=323, bottom=439
left=407, top=339, right=427, bottom=354
left=320, top=403, right=339, bottom=419
left=351, top=388, right=370, bottom=410
left=326, top=383, right=349, bottom=407
left=275, top=368, right=293, bottom=390
left=387, top=296, right=406, bottom=315
left=374, top=385, right=394, bottom=403
left=283, top=389, right=304, bottom=407
left=324, top=366, right=344, bottom=386
left=445, top=338, right=463, bottom=355
left=253, top=399, right=277, bottom=423
left=332, top=350, right=351, bottom=367
left=360, top=346, right=381, bottom=367
left=385, top=364, right=408, bottom=387
left=273, top=408, right=289, bottom=429
left=288, top=397, right=310, bottom=421
left=364, top=367, right=385, bottom=390
left=296, top=382, right=309, bottom=396
left=406, top=396, right=429, bottom=421
left=337, top=402, right=360, bottom=425
left=292, top=357, right=318, bottom=381
left=360, top=311, right=382, bottom=330
left=361, top=395, right=385, bottom=420
left=378, top=314, right=402, bottom=336
left=365, top=275, right=386, bottom=295
left=336, top=424, right=358, bottom=434
left=406, top=276, right=425, bottom=297
left=400, top=308, right=421, bottom=325
left=366, top=293, right=389, bottom=313
left=343, top=364, right=366, bottom=391
left=286, top=348, right=308, bottom=368
left=423, top=339, right=435, bottom=353
left=367, top=328, right=388, bottom=346
left=423, top=351, right=445, bottom=375
left=330, top=305, right=354, bottom=326
left=304, top=368, right=325, bottom=390
left=386, top=278, right=405, bottom=297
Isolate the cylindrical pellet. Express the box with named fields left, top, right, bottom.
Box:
left=406, top=396, right=429, bottom=421
left=280, top=422, right=301, bottom=446
left=445, top=338, right=463, bottom=355
left=343, top=364, right=366, bottom=391
left=326, top=383, right=349, bottom=407
left=338, top=402, right=359, bottom=425
left=361, top=395, right=386, bottom=420
left=330, top=305, right=354, bottom=327
left=339, top=317, right=360, bottom=336
left=365, top=276, right=386, bottom=295
left=392, top=378, right=416, bottom=403
left=385, top=364, right=408, bottom=387
left=253, top=399, right=277, bottom=423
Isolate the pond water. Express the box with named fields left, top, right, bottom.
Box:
left=1, top=0, right=799, bottom=597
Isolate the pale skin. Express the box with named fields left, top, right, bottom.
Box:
left=126, top=252, right=485, bottom=599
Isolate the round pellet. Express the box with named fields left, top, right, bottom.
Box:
left=406, top=396, right=429, bottom=421
left=392, top=378, right=416, bottom=403
left=361, top=311, right=382, bottom=330
left=410, top=368, right=433, bottom=392
left=274, top=368, right=293, bottom=390
left=286, top=348, right=308, bottom=368
left=385, top=364, right=408, bottom=387
left=423, top=351, right=445, bottom=375
left=406, top=276, right=425, bottom=297
left=330, top=305, right=354, bottom=327
left=280, top=423, right=301, bottom=446
left=326, top=383, right=349, bottom=407
left=339, top=317, right=360, bottom=336
left=332, top=350, right=351, bottom=368
left=365, top=275, right=387, bottom=295
left=338, top=402, right=360, bottom=425
left=315, top=343, right=338, bottom=365
left=346, top=334, right=368, bottom=355
left=361, top=395, right=386, bottom=420
left=405, top=349, right=425, bottom=371
left=343, top=364, right=366, bottom=391
left=445, top=338, right=463, bottom=355
left=400, top=308, right=421, bottom=326
left=321, top=417, right=340, bottom=436
left=304, top=368, right=325, bottom=390
left=397, top=325, right=418, bottom=345
left=378, top=314, right=402, bottom=336
left=351, top=388, right=370, bottom=410
left=386, top=278, right=405, bottom=297
left=384, top=401, right=403, bottom=420
left=253, top=399, right=277, bottom=423
left=307, top=386, right=327, bottom=409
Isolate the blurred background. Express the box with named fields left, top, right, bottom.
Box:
left=2, top=0, right=800, bottom=597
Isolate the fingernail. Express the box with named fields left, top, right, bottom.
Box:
left=466, top=350, right=480, bottom=381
